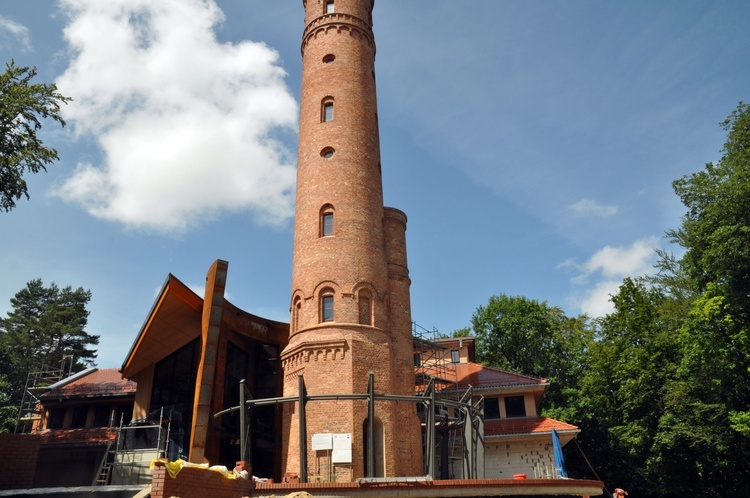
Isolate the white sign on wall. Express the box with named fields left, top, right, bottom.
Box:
left=331, top=433, right=352, bottom=463
left=311, top=433, right=333, bottom=451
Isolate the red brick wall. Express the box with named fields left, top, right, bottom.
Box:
left=150, top=461, right=253, bottom=498
left=0, top=433, right=45, bottom=490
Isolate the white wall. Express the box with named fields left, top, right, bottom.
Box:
left=484, top=438, right=556, bottom=479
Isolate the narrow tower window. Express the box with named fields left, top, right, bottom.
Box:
left=358, top=291, right=372, bottom=326
left=322, top=99, right=334, bottom=122
left=321, top=294, right=334, bottom=322
left=325, top=1, right=334, bottom=14
left=323, top=54, right=335, bottom=64
left=322, top=212, right=333, bottom=236
left=320, top=204, right=334, bottom=236
left=292, top=297, right=301, bottom=332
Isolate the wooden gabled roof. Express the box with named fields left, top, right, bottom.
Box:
left=120, top=274, right=203, bottom=378
left=120, top=265, right=290, bottom=380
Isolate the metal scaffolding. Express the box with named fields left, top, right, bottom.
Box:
left=15, top=355, right=74, bottom=434
left=214, top=371, right=484, bottom=482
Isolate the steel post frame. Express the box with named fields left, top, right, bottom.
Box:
left=213, top=374, right=484, bottom=483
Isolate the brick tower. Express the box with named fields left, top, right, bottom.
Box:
left=280, top=0, right=423, bottom=481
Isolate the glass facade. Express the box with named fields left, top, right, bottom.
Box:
left=149, top=339, right=200, bottom=460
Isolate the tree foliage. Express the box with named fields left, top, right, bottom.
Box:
left=657, top=103, right=750, bottom=496
left=669, top=102, right=750, bottom=327
left=465, top=104, right=750, bottom=497
left=573, top=279, right=681, bottom=494
left=0, top=375, right=17, bottom=433
left=572, top=104, right=750, bottom=497
left=0, top=60, right=72, bottom=211
left=0, top=279, right=98, bottom=414
left=470, top=294, right=592, bottom=413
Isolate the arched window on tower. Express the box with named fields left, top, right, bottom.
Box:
left=292, top=296, right=301, bottom=332
left=325, top=1, right=334, bottom=14
left=320, top=290, right=334, bottom=322
left=320, top=204, right=334, bottom=237
left=358, top=290, right=372, bottom=326
left=322, top=97, right=334, bottom=122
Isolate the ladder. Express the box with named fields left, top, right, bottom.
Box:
left=93, top=440, right=114, bottom=486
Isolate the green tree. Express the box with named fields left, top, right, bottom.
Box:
left=574, top=278, right=681, bottom=496
left=451, top=327, right=471, bottom=337
left=0, top=375, right=17, bottom=433
left=470, top=294, right=593, bottom=412
left=0, top=279, right=98, bottom=416
left=652, top=288, right=750, bottom=497
left=0, top=60, right=72, bottom=211
left=655, top=102, right=750, bottom=497
left=669, top=102, right=750, bottom=327
left=574, top=104, right=750, bottom=497
left=468, top=104, right=750, bottom=496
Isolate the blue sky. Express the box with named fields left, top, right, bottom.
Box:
left=1, top=0, right=748, bottom=368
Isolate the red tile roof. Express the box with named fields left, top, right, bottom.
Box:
left=37, top=427, right=117, bottom=446
left=484, top=416, right=578, bottom=437
left=455, top=363, right=547, bottom=389
left=41, top=368, right=136, bottom=399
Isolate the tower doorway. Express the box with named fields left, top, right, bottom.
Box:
left=362, top=417, right=385, bottom=477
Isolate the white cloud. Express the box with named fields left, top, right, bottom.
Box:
left=568, top=198, right=618, bottom=218
left=53, top=0, right=298, bottom=233
left=0, top=16, right=31, bottom=51
left=564, top=236, right=660, bottom=317
left=577, top=279, right=623, bottom=318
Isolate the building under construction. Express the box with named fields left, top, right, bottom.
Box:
left=1, top=1, right=602, bottom=496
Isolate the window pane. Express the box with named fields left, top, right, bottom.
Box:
left=325, top=1, right=334, bottom=14
left=450, top=350, right=460, bottom=363
left=94, top=406, right=112, bottom=427
left=322, top=212, right=333, bottom=236
left=71, top=406, right=88, bottom=428
left=322, top=295, right=334, bottom=322
left=504, top=395, right=526, bottom=418
left=324, top=103, right=333, bottom=122
left=484, top=398, right=500, bottom=419
left=220, top=343, right=249, bottom=467
left=48, top=408, right=65, bottom=429
left=150, top=339, right=200, bottom=459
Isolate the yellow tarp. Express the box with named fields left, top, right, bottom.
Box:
left=150, top=459, right=237, bottom=479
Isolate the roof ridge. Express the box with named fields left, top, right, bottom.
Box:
left=462, top=361, right=548, bottom=384
left=45, top=367, right=98, bottom=391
